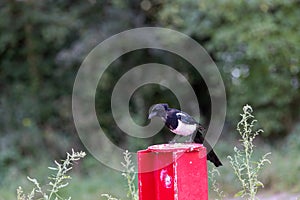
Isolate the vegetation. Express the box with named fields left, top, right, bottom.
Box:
left=228, top=105, right=271, bottom=199
left=0, top=0, right=299, bottom=198
left=208, top=168, right=226, bottom=200
left=100, top=105, right=272, bottom=200
left=17, top=149, right=86, bottom=200
left=101, top=150, right=138, bottom=200
left=159, top=0, right=300, bottom=136
left=120, top=151, right=138, bottom=200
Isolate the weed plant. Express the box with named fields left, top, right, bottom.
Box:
left=227, top=105, right=271, bottom=199
left=16, top=105, right=273, bottom=200
left=17, top=149, right=86, bottom=200
left=101, top=150, right=138, bottom=200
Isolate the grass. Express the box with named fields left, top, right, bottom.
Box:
left=0, top=154, right=128, bottom=200
left=0, top=143, right=299, bottom=200
left=101, top=150, right=138, bottom=200
left=1, top=106, right=300, bottom=199
left=62, top=167, right=126, bottom=200
left=209, top=136, right=300, bottom=198
left=17, top=149, right=86, bottom=200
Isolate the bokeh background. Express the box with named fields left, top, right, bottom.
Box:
left=0, top=0, right=299, bottom=199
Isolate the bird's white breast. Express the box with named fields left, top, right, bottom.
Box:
left=171, top=120, right=197, bottom=136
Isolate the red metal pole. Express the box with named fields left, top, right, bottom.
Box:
left=138, top=143, right=208, bottom=200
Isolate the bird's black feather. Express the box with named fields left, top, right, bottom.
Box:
left=194, top=129, right=223, bottom=167
left=165, top=110, right=179, bottom=130
left=148, top=103, right=223, bottom=167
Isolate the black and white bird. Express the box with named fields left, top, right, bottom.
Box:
left=148, top=103, right=222, bottom=167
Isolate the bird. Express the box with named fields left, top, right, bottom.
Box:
left=148, top=103, right=222, bottom=167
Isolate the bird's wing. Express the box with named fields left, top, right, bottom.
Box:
left=176, top=112, right=198, bottom=125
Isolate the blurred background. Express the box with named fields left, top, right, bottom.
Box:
left=0, top=0, right=299, bottom=199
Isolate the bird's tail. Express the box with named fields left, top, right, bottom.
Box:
left=207, top=149, right=223, bottom=167
left=194, top=127, right=223, bottom=167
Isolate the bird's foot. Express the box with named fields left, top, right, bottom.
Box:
left=169, top=135, right=182, bottom=144
left=184, top=134, right=195, bottom=143
left=168, top=139, right=177, bottom=144
left=184, top=139, right=194, bottom=143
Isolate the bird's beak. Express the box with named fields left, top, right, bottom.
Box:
left=148, top=112, right=156, bottom=119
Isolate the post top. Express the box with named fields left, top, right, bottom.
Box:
left=147, top=143, right=205, bottom=153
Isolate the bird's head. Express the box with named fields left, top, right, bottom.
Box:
left=148, top=103, right=169, bottom=119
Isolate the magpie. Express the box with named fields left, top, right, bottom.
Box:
left=148, top=103, right=222, bottom=167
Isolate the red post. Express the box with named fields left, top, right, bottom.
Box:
left=138, top=143, right=208, bottom=200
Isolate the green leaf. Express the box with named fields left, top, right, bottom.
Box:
left=48, top=167, right=58, bottom=171
left=256, top=181, right=264, bottom=188
left=234, top=190, right=244, bottom=197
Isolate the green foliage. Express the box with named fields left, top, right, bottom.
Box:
left=0, top=1, right=79, bottom=176
left=17, top=149, right=86, bottom=200
left=100, top=194, right=120, bottom=200
left=158, top=0, right=300, bottom=136
left=121, top=151, right=138, bottom=200
left=101, top=150, right=138, bottom=200
left=1, top=0, right=299, bottom=196
left=209, top=168, right=225, bottom=200
left=264, top=123, right=300, bottom=192
left=228, top=105, right=271, bottom=199
left=0, top=0, right=107, bottom=181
